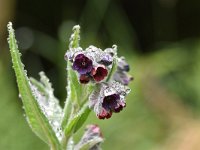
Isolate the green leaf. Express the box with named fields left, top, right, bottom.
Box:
left=62, top=25, right=85, bottom=128
left=30, top=72, right=63, bottom=141
left=73, top=105, right=91, bottom=133
left=64, top=103, right=91, bottom=136
left=7, top=22, right=61, bottom=150
left=30, top=77, right=46, bottom=94
left=69, top=25, right=80, bottom=48
left=61, top=25, right=95, bottom=149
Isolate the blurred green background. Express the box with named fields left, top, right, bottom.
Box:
left=1, top=0, right=200, bottom=149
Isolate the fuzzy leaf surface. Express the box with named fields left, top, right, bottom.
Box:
left=7, top=22, right=61, bottom=150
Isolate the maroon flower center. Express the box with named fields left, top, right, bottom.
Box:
left=102, top=94, right=120, bottom=111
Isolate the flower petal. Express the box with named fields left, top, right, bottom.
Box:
left=72, top=54, right=93, bottom=74
left=91, top=65, right=108, bottom=82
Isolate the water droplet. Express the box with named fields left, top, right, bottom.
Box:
left=126, top=88, right=131, bottom=94
left=104, top=87, right=116, bottom=96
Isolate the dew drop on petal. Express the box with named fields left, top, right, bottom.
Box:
left=104, top=87, right=116, bottom=96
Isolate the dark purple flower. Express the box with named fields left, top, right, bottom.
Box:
left=72, top=54, right=93, bottom=74
left=97, top=93, right=126, bottom=119
left=79, top=74, right=90, bottom=84
left=89, top=82, right=129, bottom=119
left=91, top=65, right=108, bottom=82
left=102, top=94, right=122, bottom=112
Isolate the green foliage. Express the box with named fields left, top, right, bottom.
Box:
left=7, top=22, right=62, bottom=150
left=7, top=22, right=95, bottom=150
left=64, top=103, right=91, bottom=137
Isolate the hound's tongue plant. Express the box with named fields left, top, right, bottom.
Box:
left=7, top=22, right=133, bottom=150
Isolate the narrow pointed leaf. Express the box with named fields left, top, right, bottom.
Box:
left=62, top=25, right=84, bottom=128
left=64, top=103, right=91, bottom=136
left=7, top=22, right=61, bottom=150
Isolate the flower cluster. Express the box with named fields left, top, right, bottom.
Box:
left=65, top=45, right=117, bottom=84
left=65, top=45, right=132, bottom=119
